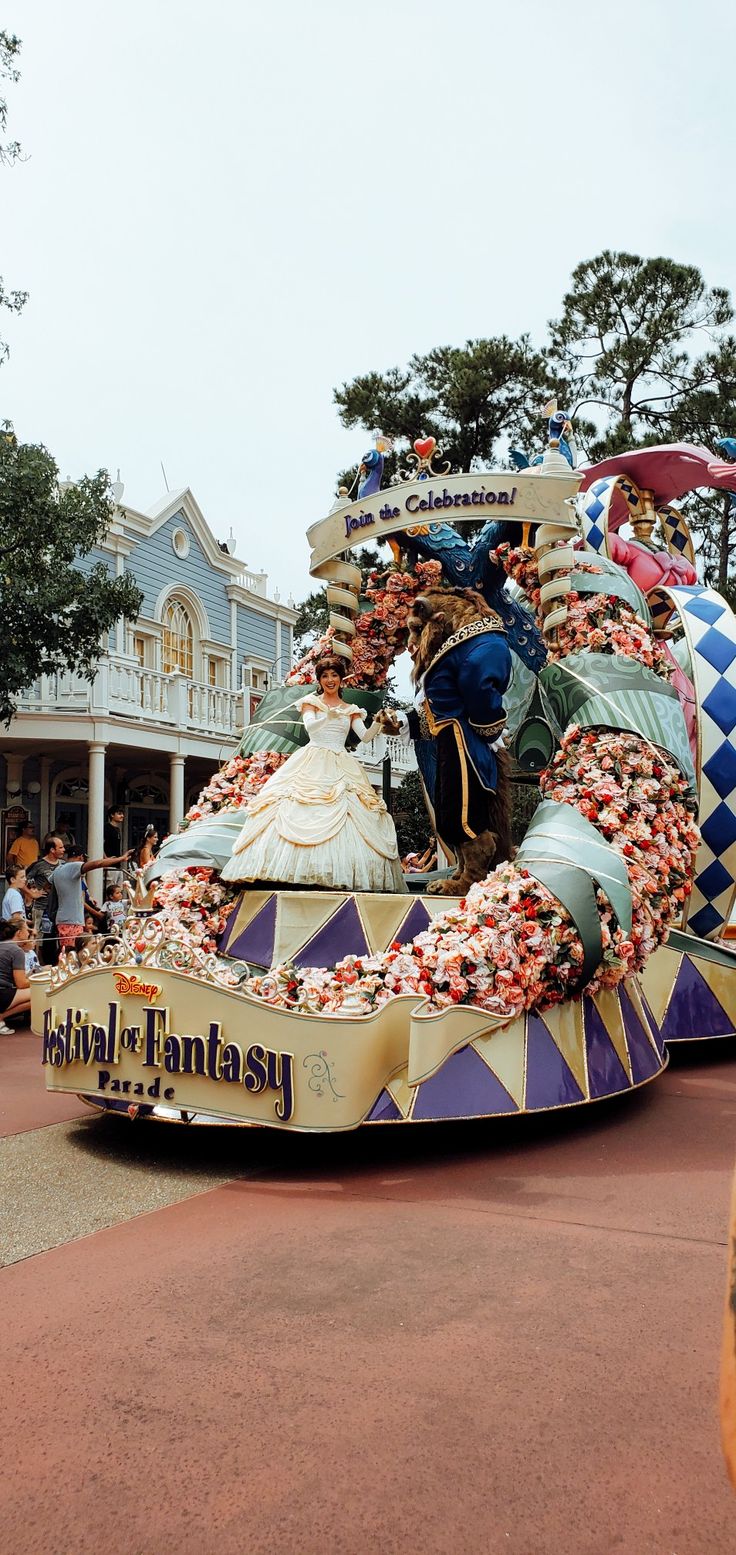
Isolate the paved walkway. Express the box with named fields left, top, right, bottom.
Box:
left=2, top=1022, right=735, bottom=1554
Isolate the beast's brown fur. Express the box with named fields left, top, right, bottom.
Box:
left=408, top=586, right=496, bottom=683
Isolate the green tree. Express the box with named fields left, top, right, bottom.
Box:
left=549, top=251, right=732, bottom=460
left=1, top=30, right=27, bottom=364
left=392, top=768, right=432, bottom=857
left=668, top=338, right=736, bottom=600
left=334, top=336, right=549, bottom=492
left=0, top=429, right=144, bottom=723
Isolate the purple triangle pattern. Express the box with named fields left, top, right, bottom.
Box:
left=365, top=1089, right=404, bottom=1123
left=526, top=1014, right=585, bottom=1108
left=585, top=1001, right=631, bottom=1098
left=394, top=898, right=432, bottom=946
left=218, top=896, right=242, bottom=951
left=226, top=894, right=277, bottom=967
left=618, top=986, right=662, bottom=1085
left=660, top=954, right=736, bottom=1042
left=412, top=1044, right=518, bottom=1121
left=294, top=897, right=369, bottom=969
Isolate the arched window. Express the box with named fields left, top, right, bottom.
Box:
left=163, top=598, right=194, bottom=677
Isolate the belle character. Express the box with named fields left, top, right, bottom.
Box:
left=221, top=655, right=406, bottom=893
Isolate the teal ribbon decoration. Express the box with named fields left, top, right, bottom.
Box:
left=147, top=809, right=247, bottom=882
left=515, top=799, right=633, bottom=988
left=539, top=651, right=697, bottom=796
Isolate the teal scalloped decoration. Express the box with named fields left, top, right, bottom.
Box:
left=539, top=652, right=696, bottom=795
left=513, top=715, right=556, bottom=774
left=146, top=808, right=247, bottom=883
left=238, top=684, right=383, bottom=758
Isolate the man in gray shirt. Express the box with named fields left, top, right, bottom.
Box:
left=54, top=842, right=133, bottom=954
left=26, top=833, right=66, bottom=966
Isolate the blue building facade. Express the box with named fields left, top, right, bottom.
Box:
left=0, top=485, right=297, bottom=890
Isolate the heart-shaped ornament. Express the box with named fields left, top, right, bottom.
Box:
left=414, top=436, right=436, bottom=461
left=127, top=1104, right=139, bottom=1120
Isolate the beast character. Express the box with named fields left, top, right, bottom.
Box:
left=402, top=585, right=512, bottom=895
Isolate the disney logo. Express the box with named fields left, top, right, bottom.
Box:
left=113, top=973, right=162, bottom=1003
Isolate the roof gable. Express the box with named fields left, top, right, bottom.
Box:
left=119, top=488, right=244, bottom=578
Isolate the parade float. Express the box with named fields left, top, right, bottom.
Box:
left=32, top=414, right=736, bottom=1130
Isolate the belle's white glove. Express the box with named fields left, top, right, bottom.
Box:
left=393, top=710, right=412, bottom=747
left=490, top=727, right=508, bottom=753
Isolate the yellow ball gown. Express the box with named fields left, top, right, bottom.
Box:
left=221, top=695, right=407, bottom=893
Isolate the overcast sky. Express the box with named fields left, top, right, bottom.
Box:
left=3, top=0, right=735, bottom=603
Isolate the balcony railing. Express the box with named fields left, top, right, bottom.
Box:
left=17, top=657, right=245, bottom=739
left=15, top=657, right=417, bottom=774
left=240, top=569, right=269, bottom=597
left=359, top=733, right=416, bottom=777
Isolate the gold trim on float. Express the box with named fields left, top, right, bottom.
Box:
left=639, top=945, right=683, bottom=1027
left=78, top=1049, right=668, bottom=1128
left=365, top=1052, right=668, bottom=1125
left=590, top=990, right=633, bottom=1085
left=471, top=1019, right=526, bottom=1108
left=386, top=1068, right=419, bottom=1120
left=539, top=1000, right=591, bottom=1097
left=626, top=980, right=661, bottom=1055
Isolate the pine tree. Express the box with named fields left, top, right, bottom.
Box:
left=333, top=336, right=549, bottom=491
left=549, top=251, right=732, bottom=460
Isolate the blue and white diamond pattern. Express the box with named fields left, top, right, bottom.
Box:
left=666, top=585, right=736, bottom=939
left=579, top=474, right=644, bottom=556
left=658, top=504, right=695, bottom=566
left=579, top=477, right=615, bottom=554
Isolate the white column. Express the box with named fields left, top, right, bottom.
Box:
left=87, top=741, right=107, bottom=901
left=40, top=756, right=52, bottom=837
left=169, top=754, right=185, bottom=834
left=5, top=754, right=24, bottom=804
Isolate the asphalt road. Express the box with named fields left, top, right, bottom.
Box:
left=3, top=1023, right=736, bottom=1554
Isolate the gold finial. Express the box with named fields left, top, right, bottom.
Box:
left=631, top=490, right=659, bottom=547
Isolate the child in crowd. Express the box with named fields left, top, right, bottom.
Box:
left=2, top=862, right=44, bottom=921
left=8, top=912, right=40, bottom=974
left=72, top=914, right=102, bottom=959
left=104, top=884, right=127, bottom=936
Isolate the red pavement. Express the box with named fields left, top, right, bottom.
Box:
left=3, top=1026, right=736, bottom=1554
left=0, top=1028, right=89, bottom=1136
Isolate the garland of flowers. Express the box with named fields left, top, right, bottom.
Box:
left=150, top=866, right=239, bottom=955
left=286, top=559, right=443, bottom=689
left=179, top=749, right=287, bottom=830
left=496, top=543, right=667, bottom=673
left=243, top=546, right=699, bottom=1018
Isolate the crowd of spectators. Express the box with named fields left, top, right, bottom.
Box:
left=0, top=808, right=161, bottom=1031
